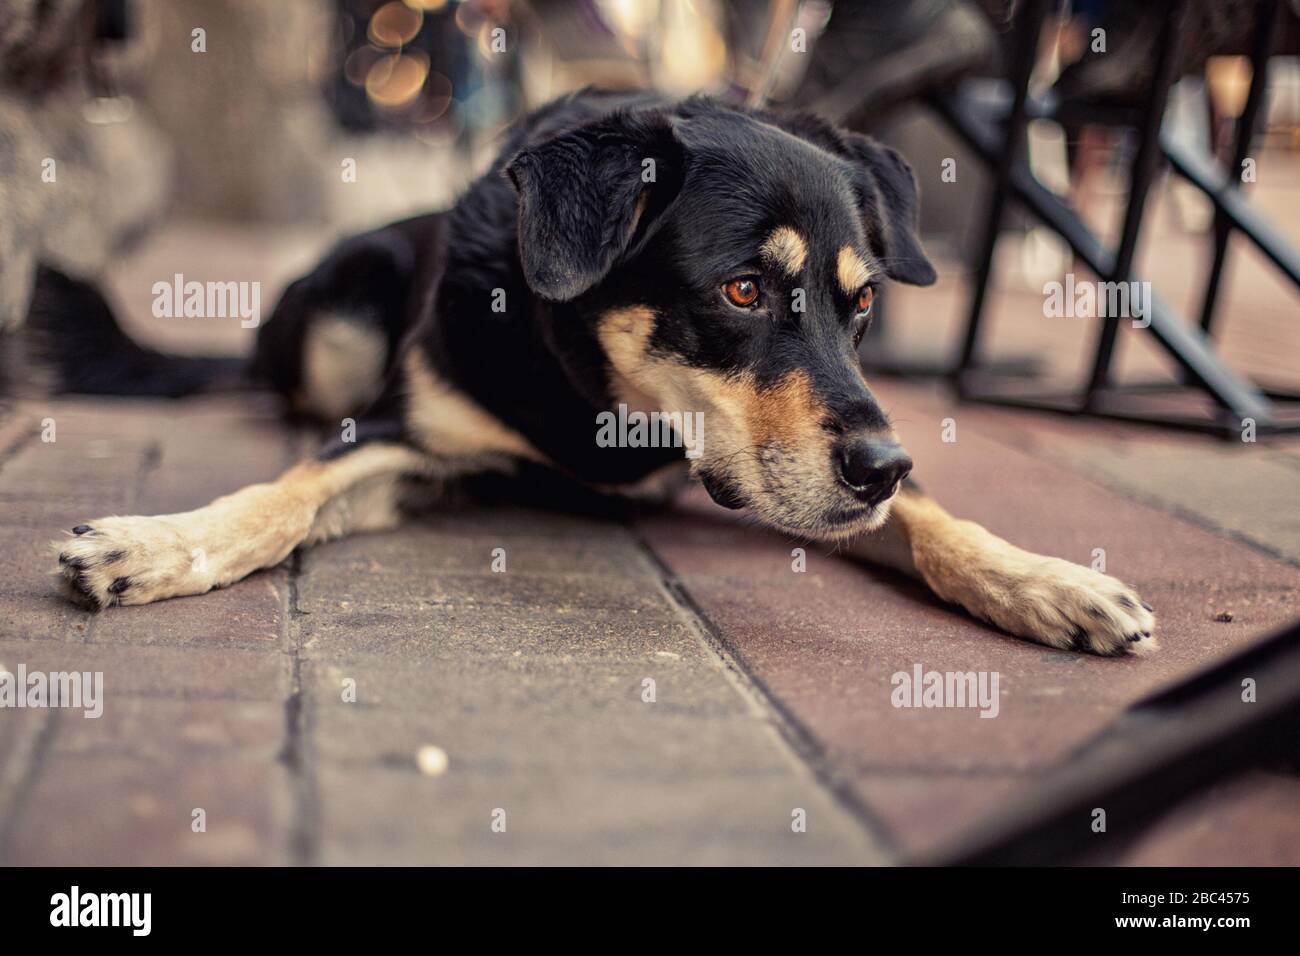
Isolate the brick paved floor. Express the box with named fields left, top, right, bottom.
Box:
left=2, top=381, right=1296, bottom=865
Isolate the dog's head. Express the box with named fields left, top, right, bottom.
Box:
left=505, top=96, right=935, bottom=539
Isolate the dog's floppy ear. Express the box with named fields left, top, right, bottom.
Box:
left=841, top=133, right=937, bottom=286
left=505, top=110, right=685, bottom=302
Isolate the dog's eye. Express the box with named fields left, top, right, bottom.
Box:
left=855, top=286, right=875, bottom=317
left=722, top=277, right=760, bottom=308
left=852, top=286, right=876, bottom=349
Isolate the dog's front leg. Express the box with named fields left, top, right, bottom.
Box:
left=55, top=441, right=431, bottom=609
left=846, top=486, right=1157, bottom=656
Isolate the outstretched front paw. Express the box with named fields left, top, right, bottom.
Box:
left=990, top=555, right=1156, bottom=656
left=917, top=521, right=1157, bottom=656
left=54, top=518, right=203, bottom=610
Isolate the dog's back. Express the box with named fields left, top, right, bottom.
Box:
left=254, top=89, right=675, bottom=421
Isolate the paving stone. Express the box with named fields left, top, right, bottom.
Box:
left=0, top=527, right=92, bottom=641
left=0, top=417, right=143, bottom=524
left=0, top=488, right=136, bottom=529
left=0, top=709, right=49, bottom=840
left=91, top=571, right=288, bottom=648
left=850, top=773, right=1029, bottom=859
left=298, top=523, right=664, bottom=613
left=298, top=562, right=664, bottom=613
left=416, top=507, right=637, bottom=541
left=307, top=526, right=655, bottom=578
left=0, top=597, right=88, bottom=644
left=1, top=755, right=292, bottom=865
left=0, top=640, right=290, bottom=702
left=315, top=764, right=880, bottom=866
left=52, top=698, right=284, bottom=761
left=309, top=690, right=786, bottom=777
left=301, top=657, right=748, bottom=721
left=298, top=603, right=701, bottom=664
left=0, top=428, right=150, bottom=476
left=138, top=433, right=291, bottom=514
left=944, top=398, right=1300, bottom=566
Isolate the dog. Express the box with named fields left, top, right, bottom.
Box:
left=53, top=88, right=1156, bottom=656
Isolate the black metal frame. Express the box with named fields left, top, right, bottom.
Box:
left=930, top=0, right=1300, bottom=438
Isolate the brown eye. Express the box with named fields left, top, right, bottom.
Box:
left=855, top=286, right=874, bottom=316
left=723, top=277, right=760, bottom=308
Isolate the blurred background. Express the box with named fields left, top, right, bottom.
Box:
left=1, top=0, right=1299, bottom=409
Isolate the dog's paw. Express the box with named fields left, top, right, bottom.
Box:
left=980, top=555, right=1158, bottom=656
left=54, top=517, right=207, bottom=609
left=916, top=521, right=1157, bottom=656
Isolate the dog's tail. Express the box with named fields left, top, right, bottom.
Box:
left=2, top=265, right=247, bottom=398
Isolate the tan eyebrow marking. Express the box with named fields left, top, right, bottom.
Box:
left=837, top=246, right=873, bottom=295
left=761, top=226, right=808, bottom=276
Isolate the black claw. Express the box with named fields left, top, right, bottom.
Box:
left=1069, top=625, right=1089, bottom=652
left=1141, top=601, right=1154, bottom=612
left=1127, top=633, right=1142, bottom=642
left=1142, top=630, right=1151, bottom=637
left=65, top=574, right=104, bottom=611
left=102, top=550, right=126, bottom=565
left=71, top=525, right=92, bottom=535
left=58, top=554, right=84, bottom=569
left=108, top=577, right=131, bottom=595
left=1118, top=594, right=1136, bottom=610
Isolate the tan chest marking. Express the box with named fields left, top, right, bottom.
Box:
left=403, top=350, right=546, bottom=462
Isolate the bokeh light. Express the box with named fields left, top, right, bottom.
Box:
left=368, top=1, right=424, bottom=48
left=365, top=50, right=431, bottom=108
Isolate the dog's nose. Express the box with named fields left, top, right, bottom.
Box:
left=835, top=437, right=912, bottom=505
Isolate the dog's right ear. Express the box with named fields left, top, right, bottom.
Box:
left=505, top=110, right=685, bottom=302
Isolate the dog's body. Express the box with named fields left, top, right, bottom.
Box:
left=55, top=89, right=1156, bottom=655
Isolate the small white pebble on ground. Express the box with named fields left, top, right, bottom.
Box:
left=416, top=745, right=449, bottom=777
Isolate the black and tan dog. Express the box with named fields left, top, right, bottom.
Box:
left=54, top=89, right=1155, bottom=655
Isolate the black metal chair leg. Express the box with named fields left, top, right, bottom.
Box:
left=954, top=0, right=1050, bottom=385
left=1084, top=0, right=1189, bottom=403
left=1197, top=0, right=1281, bottom=338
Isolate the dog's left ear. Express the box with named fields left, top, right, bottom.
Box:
left=505, top=110, right=686, bottom=302
left=841, top=134, right=937, bottom=287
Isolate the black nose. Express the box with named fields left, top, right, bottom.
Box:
left=835, top=437, right=912, bottom=505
